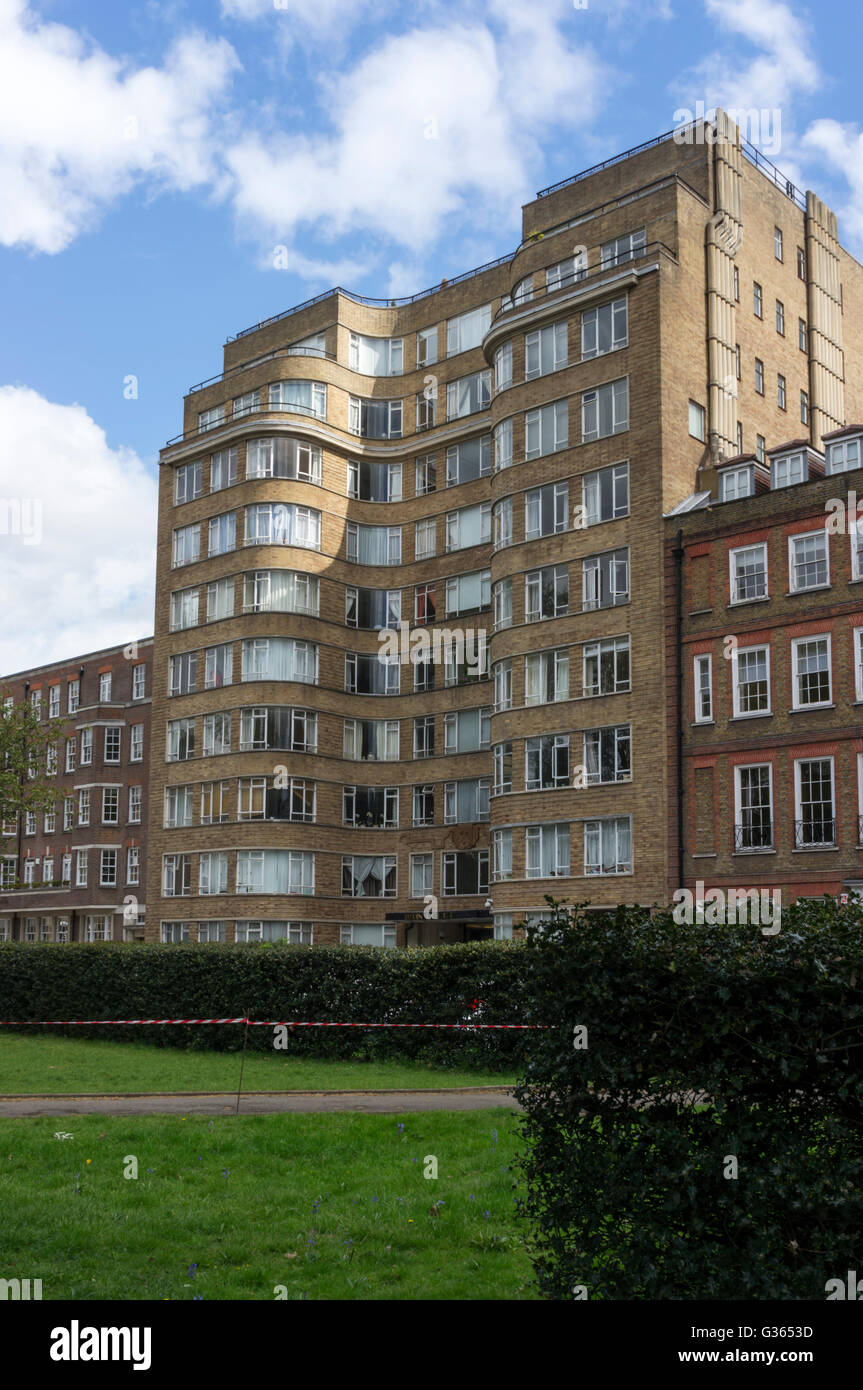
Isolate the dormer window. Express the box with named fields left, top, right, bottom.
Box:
left=772, top=451, right=807, bottom=489
left=827, top=436, right=862, bottom=474
left=719, top=465, right=753, bottom=502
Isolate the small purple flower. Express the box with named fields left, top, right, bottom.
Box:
left=222, top=1169, right=230, bottom=1179
left=484, top=1210, right=491, bottom=1220
left=193, top=1295, right=204, bottom=1300
left=371, top=1196, right=379, bottom=1203
left=188, top=1263, right=198, bottom=1277
left=469, top=1194, right=476, bottom=1200
left=396, top=1123, right=404, bottom=1132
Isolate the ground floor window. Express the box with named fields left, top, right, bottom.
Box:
left=84, top=914, right=112, bottom=942
left=235, top=921, right=313, bottom=944
left=161, top=921, right=189, bottom=943
left=197, top=921, right=227, bottom=942
left=339, top=923, right=396, bottom=947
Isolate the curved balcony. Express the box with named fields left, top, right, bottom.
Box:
left=482, top=239, right=673, bottom=359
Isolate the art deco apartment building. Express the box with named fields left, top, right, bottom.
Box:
left=667, top=428, right=863, bottom=903
left=0, top=640, right=153, bottom=942
left=148, top=111, right=863, bottom=946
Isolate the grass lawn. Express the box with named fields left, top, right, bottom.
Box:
left=0, top=1034, right=518, bottom=1094
left=0, top=1109, right=536, bottom=1300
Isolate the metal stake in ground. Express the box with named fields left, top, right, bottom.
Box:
left=236, top=1012, right=250, bottom=1116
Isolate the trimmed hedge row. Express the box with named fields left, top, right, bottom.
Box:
left=0, top=940, right=532, bottom=1071
left=514, top=898, right=863, bottom=1300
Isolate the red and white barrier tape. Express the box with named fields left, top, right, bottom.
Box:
left=0, top=1017, right=546, bottom=1030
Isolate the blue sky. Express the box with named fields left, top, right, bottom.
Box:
left=1, top=0, right=862, bottom=670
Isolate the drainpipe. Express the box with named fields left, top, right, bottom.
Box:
left=673, top=528, right=685, bottom=895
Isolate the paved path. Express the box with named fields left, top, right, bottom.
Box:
left=0, top=1087, right=520, bottom=1117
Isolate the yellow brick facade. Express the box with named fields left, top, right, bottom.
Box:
left=146, top=114, right=863, bottom=944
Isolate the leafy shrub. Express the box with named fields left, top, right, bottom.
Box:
left=514, top=898, right=863, bottom=1300
left=0, top=940, right=532, bottom=1071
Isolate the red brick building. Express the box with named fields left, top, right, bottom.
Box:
left=667, top=427, right=863, bottom=903
left=0, top=639, right=153, bottom=941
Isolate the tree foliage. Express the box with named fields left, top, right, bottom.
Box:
left=0, top=689, right=71, bottom=828
left=514, top=898, right=863, bottom=1300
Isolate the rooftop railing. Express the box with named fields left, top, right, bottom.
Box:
left=535, top=121, right=806, bottom=211
left=225, top=252, right=517, bottom=343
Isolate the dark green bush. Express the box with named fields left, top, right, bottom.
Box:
left=0, top=940, right=532, bottom=1071
left=514, top=898, right=863, bottom=1300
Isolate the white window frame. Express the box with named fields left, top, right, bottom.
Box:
left=447, top=304, right=492, bottom=356
left=581, top=378, right=628, bottom=441
left=525, top=322, right=568, bottom=380
left=788, top=530, right=829, bottom=593
left=584, top=816, right=633, bottom=875
left=772, top=452, right=807, bottom=489
left=793, top=757, right=836, bottom=848
left=525, top=400, right=568, bottom=460
left=791, top=634, right=832, bottom=710
left=719, top=466, right=753, bottom=502
left=729, top=543, right=768, bottom=604
left=581, top=298, right=627, bottom=360
left=827, top=437, right=862, bottom=475
left=734, top=763, right=774, bottom=851
left=694, top=654, right=713, bottom=723
left=732, top=644, right=771, bottom=718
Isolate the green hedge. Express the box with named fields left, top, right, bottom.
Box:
left=0, top=940, right=532, bottom=1071
left=514, top=899, right=863, bottom=1300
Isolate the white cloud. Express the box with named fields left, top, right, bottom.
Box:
left=0, top=387, right=157, bottom=674
left=226, top=26, right=522, bottom=250
left=0, top=0, right=614, bottom=270
left=486, top=0, right=608, bottom=127
left=221, top=0, right=377, bottom=26
left=802, top=120, right=863, bottom=245
left=672, top=0, right=819, bottom=126
left=226, top=17, right=610, bottom=257
left=0, top=0, right=238, bottom=253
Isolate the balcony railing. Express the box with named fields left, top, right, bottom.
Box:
left=166, top=399, right=328, bottom=448
left=488, top=239, right=674, bottom=330
left=794, top=818, right=836, bottom=849
left=225, top=252, right=518, bottom=343
left=188, top=346, right=337, bottom=398
left=734, top=821, right=773, bottom=852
